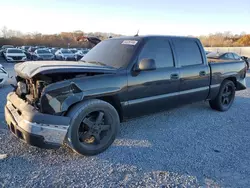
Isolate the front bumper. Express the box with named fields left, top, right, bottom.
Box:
left=6, top=56, right=26, bottom=62
left=37, top=56, right=55, bottom=60
left=5, top=92, right=71, bottom=149
left=65, top=56, right=76, bottom=61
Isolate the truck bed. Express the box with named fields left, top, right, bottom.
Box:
left=208, top=60, right=247, bottom=99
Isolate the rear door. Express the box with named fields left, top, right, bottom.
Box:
left=172, top=38, right=210, bottom=103
left=126, top=37, right=180, bottom=118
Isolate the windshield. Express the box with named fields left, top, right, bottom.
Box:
left=37, top=50, right=50, bottom=54
left=70, top=49, right=77, bottom=53
left=61, top=49, right=72, bottom=54
left=81, top=39, right=140, bottom=69
left=2, top=45, right=14, bottom=49
left=7, top=49, right=23, bottom=53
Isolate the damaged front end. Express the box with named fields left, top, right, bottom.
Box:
left=15, top=72, right=97, bottom=115
left=12, top=61, right=116, bottom=115
left=5, top=61, right=117, bottom=148
left=40, top=81, right=84, bottom=114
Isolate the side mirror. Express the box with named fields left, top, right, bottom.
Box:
left=134, top=58, right=156, bottom=72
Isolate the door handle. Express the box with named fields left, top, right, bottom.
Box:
left=199, top=71, right=206, bottom=76
left=170, top=73, right=179, bottom=80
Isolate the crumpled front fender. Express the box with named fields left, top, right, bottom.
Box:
left=40, top=82, right=84, bottom=114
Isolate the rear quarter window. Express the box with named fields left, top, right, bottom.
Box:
left=172, top=38, right=203, bottom=66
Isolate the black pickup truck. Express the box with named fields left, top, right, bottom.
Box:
left=5, top=36, right=247, bottom=155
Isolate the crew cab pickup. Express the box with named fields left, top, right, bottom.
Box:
left=5, top=36, right=247, bottom=155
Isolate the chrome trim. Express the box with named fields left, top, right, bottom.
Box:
left=179, top=86, right=209, bottom=95
left=210, top=84, right=220, bottom=88
left=128, top=86, right=209, bottom=105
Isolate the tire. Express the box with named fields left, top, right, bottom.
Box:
left=65, top=99, right=120, bottom=156
left=209, top=80, right=236, bottom=111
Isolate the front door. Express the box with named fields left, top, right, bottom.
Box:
left=126, top=37, right=180, bottom=118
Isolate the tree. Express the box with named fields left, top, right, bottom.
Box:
left=237, top=35, right=250, bottom=46
left=1, top=26, right=8, bottom=38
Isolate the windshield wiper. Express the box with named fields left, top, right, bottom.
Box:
left=79, top=59, right=115, bottom=68
left=87, top=61, right=108, bottom=66
left=84, top=60, right=115, bottom=68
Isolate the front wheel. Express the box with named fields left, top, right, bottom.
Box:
left=209, top=80, right=236, bottom=111
left=65, top=99, right=120, bottom=156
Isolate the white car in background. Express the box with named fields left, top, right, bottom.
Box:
left=75, top=49, right=90, bottom=61
left=0, top=64, right=8, bottom=87
left=3, top=48, right=27, bottom=62
left=55, top=49, right=76, bottom=61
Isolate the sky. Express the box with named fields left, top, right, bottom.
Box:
left=0, top=0, right=250, bottom=36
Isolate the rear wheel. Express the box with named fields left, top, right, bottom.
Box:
left=209, top=80, right=235, bottom=111
left=66, top=99, right=120, bottom=156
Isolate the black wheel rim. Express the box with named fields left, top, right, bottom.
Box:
left=78, top=111, right=112, bottom=148
left=221, top=84, right=234, bottom=106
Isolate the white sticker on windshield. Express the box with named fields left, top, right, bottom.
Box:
left=122, top=40, right=138, bottom=45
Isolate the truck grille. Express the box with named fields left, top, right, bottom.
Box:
left=12, top=56, right=23, bottom=61
left=41, top=55, right=53, bottom=59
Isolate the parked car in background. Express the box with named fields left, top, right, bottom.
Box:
left=75, top=49, right=90, bottom=60
left=0, top=64, right=8, bottom=87
left=32, top=49, right=55, bottom=60
left=49, top=48, right=58, bottom=55
left=21, top=46, right=31, bottom=52
left=35, top=46, right=46, bottom=49
left=207, top=52, right=249, bottom=69
left=3, top=48, right=27, bottom=62
left=26, top=47, right=38, bottom=59
left=0, top=45, right=14, bottom=56
left=75, top=50, right=85, bottom=60
left=69, top=48, right=78, bottom=54
left=55, top=49, right=76, bottom=61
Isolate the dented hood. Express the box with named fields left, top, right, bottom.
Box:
left=14, top=61, right=117, bottom=79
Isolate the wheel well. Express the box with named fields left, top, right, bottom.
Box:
left=96, top=96, right=123, bottom=122
left=225, top=77, right=237, bottom=87
left=64, top=96, right=123, bottom=122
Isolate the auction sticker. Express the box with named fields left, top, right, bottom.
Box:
left=122, top=40, right=138, bottom=45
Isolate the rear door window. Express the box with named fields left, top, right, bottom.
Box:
left=138, top=38, right=174, bottom=68
left=172, top=38, right=203, bottom=66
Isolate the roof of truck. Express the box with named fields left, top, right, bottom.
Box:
left=107, top=35, right=198, bottom=40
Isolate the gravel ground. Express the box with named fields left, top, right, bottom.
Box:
left=0, top=59, right=250, bottom=187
